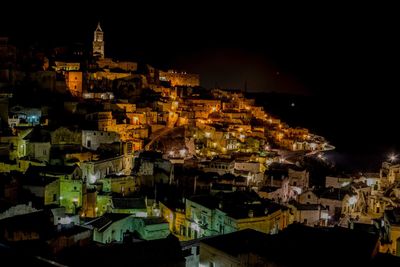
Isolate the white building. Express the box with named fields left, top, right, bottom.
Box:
left=202, top=159, right=235, bottom=176
left=288, top=167, right=309, bottom=190
left=290, top=203, right=329, bottom=226
left=8, top=106, right=41, bottom=128
left=81, top=155, right=133, bottom=184
left=82, top=130, right=120, bottom=151
left=234, top=161, right=261, bottom=173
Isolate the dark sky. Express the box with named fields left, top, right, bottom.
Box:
left=0, top=3, right=398, bottom=97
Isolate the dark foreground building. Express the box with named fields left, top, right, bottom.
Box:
left=199, top=224, right=399, bottom=267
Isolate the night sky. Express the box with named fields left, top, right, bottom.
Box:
left=1, top=4, right=397, bottom=96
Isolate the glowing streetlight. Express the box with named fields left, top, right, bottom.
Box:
left=348, top=196, right=357, bottom=206
left=389, top=154, right=397, bottom=163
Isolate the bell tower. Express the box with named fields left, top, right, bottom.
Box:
left=93, top=22, right=104, bottom=58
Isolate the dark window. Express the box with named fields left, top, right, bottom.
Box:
left=87, top=140, right=91, bottom=147
left=180, top=225, right=186, bottom=236
left=53, top=194, right=57, bottom=201
left=308, top=194, right=311, bottom=199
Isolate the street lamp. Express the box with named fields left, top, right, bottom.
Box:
left=388, top=153, right=397, bottom=163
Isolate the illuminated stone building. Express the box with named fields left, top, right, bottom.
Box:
left=85, top=111, right=116, bottom=131
left=0, top=129, right=30, bottom=161
left=185, top=192, right=289, bottom=240
left=298, top=188, right=353, bottom=220
left=160, top=200, right=186, bottom=238
left=65, top=71, right=82, bottom=97
left=80, top=154, right=133, bottom=184
left=22, top=176, right=60, bottom=206
left=97, top=58, right=137, bottom=72
left=98, top=174, right=140, bottom=196
left=81, top=130, right=120, bottom=151
left=24, top=165, right=83, bottom=213
left=8, top=105, right=41, bottom=128
left=54, top=61, right=80, bottom=72
left=24, top=127, right=51, bottom=163
left=159, top=70, right=200, bottom=87
left=381, top=208, right=400, bottom=256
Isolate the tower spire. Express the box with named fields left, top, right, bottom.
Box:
left=96, top=21, right=102, bottom=32
left=93, top=22, right=105, bottom=59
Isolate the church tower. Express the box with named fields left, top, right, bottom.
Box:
left=93, top=22, right=104, bottom=58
